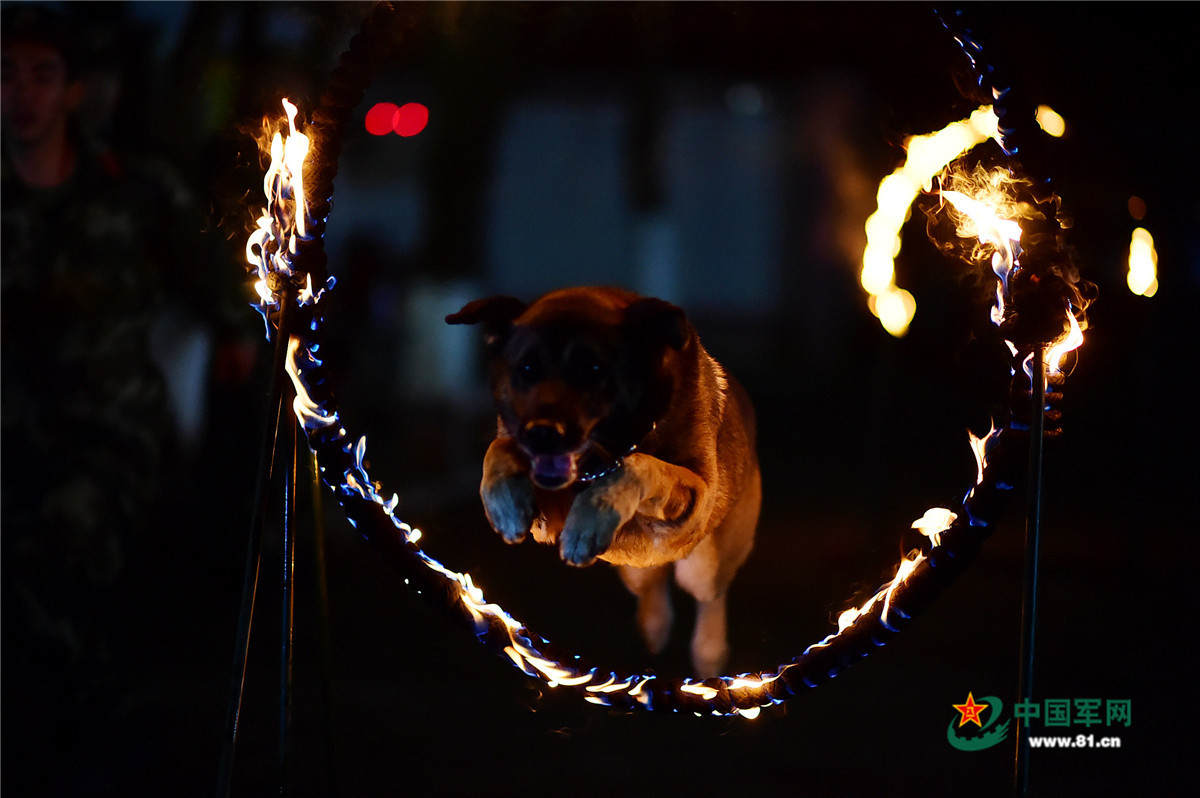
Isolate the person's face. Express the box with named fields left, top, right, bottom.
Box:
left=1, top=40, right=83, bottom=148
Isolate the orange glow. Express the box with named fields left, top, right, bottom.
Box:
left=1127, top=227, right=1159, bottom=298
left=1035, top=105, right=1065, bottom=138
left=860, top=105, right=1064, bottom=337
left=859, top=106, right=1001, bottom=337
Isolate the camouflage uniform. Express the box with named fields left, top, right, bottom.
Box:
left=1, top=138, right=180, bottom=731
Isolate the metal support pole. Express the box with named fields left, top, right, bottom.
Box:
left=279, top=400, right=298, bottom=795
left=1015, top=345, right=1045, bottom=797
left=310, top=447, right=339, bottom=795
left=218, top=291, right=296, bottom=798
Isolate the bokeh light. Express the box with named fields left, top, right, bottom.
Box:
left=1127, top=227, right=1158, bottom=298
left=365, top=102, right=400, bottom=136
left=394, top=102, right=429, bottom=137
left=1035, top=105, right=1066, bottom=138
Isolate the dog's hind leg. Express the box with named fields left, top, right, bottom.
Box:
left=618, top=564, right=674, bottom=656
left=675, top=465, right=760, bottom=678
left=690, top=596, right=729, bottom=679
left=674, top=536, right=731, bottom=678
left=676, top=470, right=758, bottom=676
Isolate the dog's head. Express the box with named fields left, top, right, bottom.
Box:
left=447, top=287, right=689, bottom=490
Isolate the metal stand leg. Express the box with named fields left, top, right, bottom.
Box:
left=278, top=410, right=297, bottom=795
left=309, top=448, right=339, bottom=795
left=218, top=292, right=294, bottom=797
left=218, top=288, right=333, bottom=797
left=1015, top=346, right=1045, bottom=797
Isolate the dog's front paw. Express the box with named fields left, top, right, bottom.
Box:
left=481, top=475, right=536, bottom=544
left=559, top=500, right=622, bottom=567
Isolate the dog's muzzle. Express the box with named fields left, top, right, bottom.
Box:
left=530, top=453, right=578, bottom=489
left=521, top=421, right=580, bottom=490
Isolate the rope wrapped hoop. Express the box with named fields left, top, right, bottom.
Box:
left=247, top=2, right=1081, bottom=717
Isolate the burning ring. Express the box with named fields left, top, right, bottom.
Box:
left=244, top=2, right=1087, bottom=718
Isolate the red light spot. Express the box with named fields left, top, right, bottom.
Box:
left=365, top=102, right=399, bottom=136
left=393, top=103, right=429, bottom=137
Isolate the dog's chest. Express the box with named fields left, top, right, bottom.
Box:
left=529, top=487, right=574, bottom=544
left=528, top=483, right=681, bottom=552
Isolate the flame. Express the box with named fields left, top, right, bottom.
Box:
left=933, top=162, right=1093, bottom=382
left=286, top=336, right=338, bottom=431
left=827, top=115, right=1082, bottom=649
left=880, top=555, right=923, bottom=629
left=990, top=281, right=1007, bottom=327
left=936, top=164, right=1039, bottom=307
left=727, top=674, right=779, bottom=692
left=824, top=427, right=1007, bottom=641
left=967, top=423, right=1001, bottom=485
left=1046, top=306, right=1083, bottom=375
left=827, top=550, right=927, bottom=637
left=1127, top=227, right=1159, bottom=297
left=680, top=683, right=720, bottom=701
left=860, top=107, right=999, bottom=336
left=928, top=143, right=1094, bottom=386
left=272, top=99, right=310, bottom=242
left=938, top=189, right=1024, bottom=274
left=912, top=507, right=958, bottom=547
left=860, top=105, right=1063, bottom=337
left=245, top=98, right=315, bottom=338
left=835, top=603, right=869, bottom=633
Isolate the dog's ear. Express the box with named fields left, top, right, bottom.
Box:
left=445, top=296, right=526, bottom=345
left=624, top=297, right=689, bottom=351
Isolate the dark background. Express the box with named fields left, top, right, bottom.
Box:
left=4, top=2, right=1197, bottom=796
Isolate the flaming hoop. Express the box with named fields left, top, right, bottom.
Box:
left=230, top=0, right=1092, bottom=739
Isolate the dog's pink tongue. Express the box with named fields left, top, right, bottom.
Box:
left=532, top=454, right=575, bottom=488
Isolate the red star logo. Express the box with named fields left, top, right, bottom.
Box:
left=953, top=692, right=989, bottom=727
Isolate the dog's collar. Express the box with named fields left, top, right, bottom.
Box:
left=575, top=452, right=627, bottom=483
left=575, top=422, right=655, bottom=484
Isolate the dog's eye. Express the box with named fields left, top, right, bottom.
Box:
left=515, top=355, right=543, bottom=383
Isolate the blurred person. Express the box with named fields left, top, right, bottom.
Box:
left=0, top=5, right=248, bottom=791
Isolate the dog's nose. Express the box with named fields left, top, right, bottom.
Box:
left=521, top=420, right=568, bottom=455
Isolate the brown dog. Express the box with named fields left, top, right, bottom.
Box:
left=446, top=286, right=760, bottom=677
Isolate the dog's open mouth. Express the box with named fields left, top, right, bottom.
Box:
left=530, top=453, right=578, bottom=490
